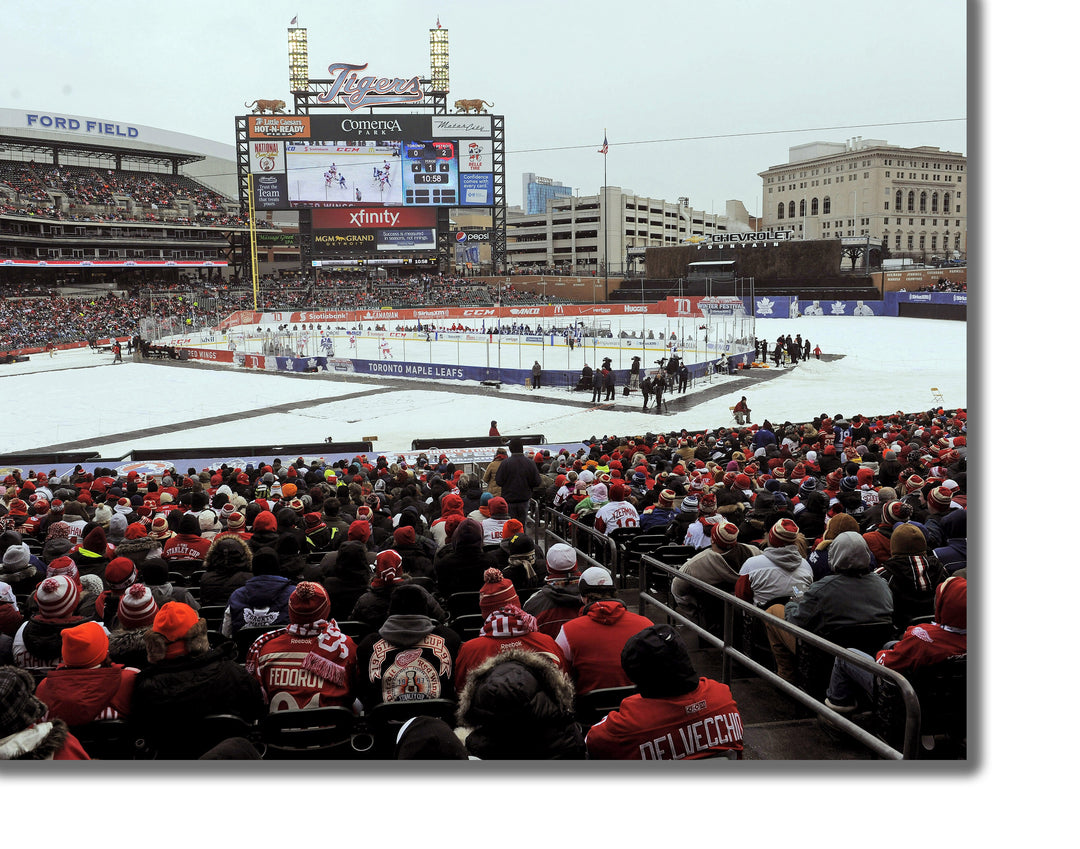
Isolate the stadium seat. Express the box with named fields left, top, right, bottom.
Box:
left=69, top=719, right=137, bottom=760
left=451, top=613, right=485, bottom=641
left=794, top=622, right=897, bottom=700
left=447, top=591, right=481, bottom=619
left=874, top=656, right=967, bottom=757
left=232, top=625, right=284, bottom=657
left=258, top=706, right=368, bottom=760
left=362, top=698, right=458, bottom=758
left=574, top=685, right=639, bottom=728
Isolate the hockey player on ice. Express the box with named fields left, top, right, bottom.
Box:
left=321, top=335, right=334, bottom=357
left=379, top=338, right=393, bottom=360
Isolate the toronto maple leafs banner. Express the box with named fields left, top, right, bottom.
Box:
left=274, top=356, right=327, bottom=372
left=792, top=298, right=882, bottom=317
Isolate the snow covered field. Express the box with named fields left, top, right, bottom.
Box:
left=0, top=314, right=965, bottom=459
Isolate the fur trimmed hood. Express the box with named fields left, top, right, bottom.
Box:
left=456, top=648, right=576, bottom=729
left=144, top=616, right=210, bottom=664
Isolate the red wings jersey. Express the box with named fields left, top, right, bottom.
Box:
left=248, top=628, right=358, bottom=712
left=594, top=501, right=640, bottom=533
left=585, top=678, right=744, bottom=760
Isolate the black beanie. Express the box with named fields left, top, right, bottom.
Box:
left=621, top=624, right=699, bottom=698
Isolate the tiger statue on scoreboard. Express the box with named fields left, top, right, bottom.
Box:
left=453, top=99, right=493, bottom=114
left=245, top=99, right=288, bottom=114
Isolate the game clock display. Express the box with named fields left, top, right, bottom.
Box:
left=403, top=141, right=458, bottom=205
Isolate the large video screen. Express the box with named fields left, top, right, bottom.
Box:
left=246, top=114, right=495, bottom=211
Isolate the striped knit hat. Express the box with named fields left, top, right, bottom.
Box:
left=711, top=522, right=740, bottom=550
left=35, top=575, right=81, bottom=620
left=767, top=518, right=800, bottom=548
left=119, top=583, right=159, bottom=629
left=479, top=568, right=519, bottom=617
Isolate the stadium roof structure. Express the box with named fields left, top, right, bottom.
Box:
left=0, top=133, right=204, bottom=171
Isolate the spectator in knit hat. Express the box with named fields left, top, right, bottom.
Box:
left=921, top=485, right=958, bottom=550
left=434, top=517, right=498, bottom=598
left=480, top=496, right=511, bottom=548
left=395, top=714, right=470, bottom=760
left=198, top=535, right=254, bottom=607
left=246, top=581, right=360, bottom=713
left=318, top=541, right=372, bottom=622
left=593, top=482, right=640, bottom=535
left=875, top=523, right=949, bottom=631
left=585, top=624, right=744, bottom=760
left=130, top=602, right=265, bottom=758
left=350, top=550, right=446, bottom=639
left=808, top=513, right=862, bottom=581
left=765, top=531, right=895, bottom=681
left=682, top=491, right=721, bottom=549
left=12, top=575, right=94, bottom=669
left=734, top=518, right=813, bottom=608
left=430, top=493, right=465, bottom=549
left=160, top=513, right=211, bottom=564
left=390, top=524, right=435, bottom=584
left=554, top=566, right=653, bottom=696
left=573, top=482, right=608, bottom=522
left=672, top=522, right=762, bottom=629
left=453, top=568, right=565, bottom=691
left=0, top=667, right=91, bottom=760
left=638, top=488, right=679, bottom=532
left=355, top=583, right=462, bottom=711
left=495, top=526, right=544, bottom=591
left=222, top=547, right=295, bottom=638
left=35, top=620, right=139, bottom=727
left=861, top=500, right=910, bottom=566
left=1, top=541, right=40, bottom=597
left=138, top=557, right=200, bottom=612
left=302, top=511, right=341, bottom=554
left=94, top=556, right=138, bottom=628
left=826, top=576, right=967, bottom=715
left=455, top=647, right=586, bottom=760
left=522, top=544, right=585, bottom=639
left=69, top=525, right=112, bottom=579
left=107, top=583, right=158, bottom=669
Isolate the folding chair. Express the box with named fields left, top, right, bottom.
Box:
left=930, top=387, right=944, bottom=405
left=575, top=685, right=639, bottom=728
left=258, top=706, right=368, bottom=760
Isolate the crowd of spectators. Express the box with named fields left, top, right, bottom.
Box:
left=915, top=278, right=967, bottom=293
left=0, top=161, right=256, bottom=229
left=0, top=403, right=966, bottom=760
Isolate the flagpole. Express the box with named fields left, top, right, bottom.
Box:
left=602, top=127, right=608, bottom=305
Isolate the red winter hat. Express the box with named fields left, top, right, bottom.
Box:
left=61, top=621, right=110, bottom=669
left=104, top=557, right=137, bottom=590
left=304, top=512, right=326, bottom=532
left=348, top=520, right=371, bottom=543
left=80, top=525, right=107, bottom=555
left=479, top=567, right=520, bottom=617
left=393, top=525, right=416, bottom=547
left=608, top=482, right=629, bottom=502
left=226, top=511, right=247, bottom=530
left=288, top=581, right=331, bottom=625
left=487, top=496, right=508, bottom=516
left=501, top=519, right=524, bottom=540
left=253, top=511, right=278, bottom=532
left=372, top=550, right=404, bottom=588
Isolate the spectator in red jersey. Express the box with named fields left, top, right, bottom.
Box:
left=245, top=581, right=359, bottom=713
left=585, top=624, right=743, bottom=760
left=160, top=514, right=212, bottom=564
left=453, top=568, right=564, bottom=692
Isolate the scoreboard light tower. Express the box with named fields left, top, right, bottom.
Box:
left=429, top=18, right=449, bottom=94
left=288, top=24, right=310, bottom=94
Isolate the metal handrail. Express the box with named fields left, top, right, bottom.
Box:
left=637, top=553, right=923, bottom=760
left=536, top=503, right=618, bottom=576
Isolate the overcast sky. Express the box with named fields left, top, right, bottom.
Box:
left=3, top=0, right=973, bottom=214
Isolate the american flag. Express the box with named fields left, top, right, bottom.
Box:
left=598, top=134, right=608, bottom=155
